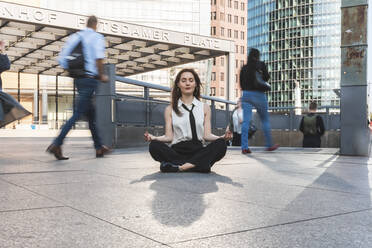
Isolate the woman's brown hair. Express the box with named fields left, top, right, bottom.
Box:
left=171, top=68, right=202, bottom=115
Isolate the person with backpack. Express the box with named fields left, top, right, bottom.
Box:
left=46, top=15, right=110, bottom=160
left=299, top=101, right=325, bottom=148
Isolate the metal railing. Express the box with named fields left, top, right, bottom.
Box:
left=115, top=76, right=235, bottom=129
left=114, top=76, right=341, bottom=131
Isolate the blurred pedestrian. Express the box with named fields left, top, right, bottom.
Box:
left=228, top=99, right=243, bottom=146
left=144, top=68, right=232, bottom=173
left=239, top=48, right=279, bottom=154
left=0, top=40, right=31, bottom=128
left=299, top=101, right=325, bottom=147
left=46, top=16, right=110, bottom=160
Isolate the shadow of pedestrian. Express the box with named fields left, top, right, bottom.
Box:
left=130, top=172, right=243, bottom=227
left=258, top=156, right=372, bottom=247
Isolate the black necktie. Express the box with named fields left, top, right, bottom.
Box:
left=182, top=103, right=198, bottom=141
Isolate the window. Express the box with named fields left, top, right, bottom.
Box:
left=234, top=15, right=238, bottom=24
left=212, top=0, right=216, bottom=5
left=241, top=2, right=245, bottom=11
left=211, top=26, right=216, bottom=35
left=212, top=72, right=216, bottom=81
left=228, top=14, right=232, bottom=23
left=235, top=74, right=238, bottom=83
left=240, top=31, right=245, bottom=40
left=220, top=87, right=225, bottom=96
left=228, top=0, right=232, bottom=7
left=241, top=17, right=245, bottom=25
left=240, top=46, right=244, bottom=54
left=220, top=27, right=225, bottom=36
left=234, top=1, right=238, bottom=9
left=235, top=59, right=238, bottom=68
left=228, top=29, right=232, bottom=38
left=234, top=30, right=238, bottom=38
left=211, top=12, right=217, bottom=20
left=235, top=45, right=239, bottom=53
left=212, top=58, right=216, bottom=66
left=210, top=87, right=216, bottom=96
left=220, top=12, right=225, bottom=21
left=220, top=72, right=224, bottom=81
left=240, top=60, right=244, bottom=68
left=220, top=57, right=224, bottom=66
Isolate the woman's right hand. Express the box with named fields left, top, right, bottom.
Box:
left=144, top=131, right=155, bottom=142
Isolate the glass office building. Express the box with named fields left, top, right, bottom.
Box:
left=247, top=0, right=341, bottom=109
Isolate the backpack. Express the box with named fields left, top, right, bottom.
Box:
left=0, top=54, right=10, bottom=73
left=303, top=115, right=318, bottom=135
left=66, top=33, right=86, bottom=78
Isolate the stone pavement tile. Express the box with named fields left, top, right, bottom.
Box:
left=0, top=180, right=62, bottom=212
left=216, top=152, right=372, bottom=195
left=281, top=187, right=372, bottom=217
left=129, top=172, right=372, bottom=217
left=170, top=209, right=372, bottom=248
left=0, top=207, right=163, bottom=248
left=24, top=177, right=308, bottom=244
left=307, top=166, right=372, bottom=195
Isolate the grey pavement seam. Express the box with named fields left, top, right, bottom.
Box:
left=0, top=206, right=65, bottom=214
left=288, top=183, right=372, bottom=196
left=169, top=207, right=372, bottom=245
left=0, top=170, right=85, bottom=175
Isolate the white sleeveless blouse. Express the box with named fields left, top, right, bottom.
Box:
left=171, top=98, right=205, bottom=145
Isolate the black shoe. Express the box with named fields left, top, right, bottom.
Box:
left=160, top=162, right=180, bottom=172
left=46, top=144, right=69, bottom=160
left=96, top=145, right=112, bottom=158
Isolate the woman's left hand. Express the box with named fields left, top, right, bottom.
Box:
left=221, top=130, right=233, bottom=141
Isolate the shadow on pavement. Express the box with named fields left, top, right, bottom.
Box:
left=130, top=172, right=243, bottom=227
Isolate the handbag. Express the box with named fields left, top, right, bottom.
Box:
left=255, top=71, right=271, bottom=92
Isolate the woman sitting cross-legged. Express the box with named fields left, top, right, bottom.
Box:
left=144, top=68, right=232, bottom=173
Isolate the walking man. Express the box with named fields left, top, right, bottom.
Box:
left=47, top=15, right=110, bottom=160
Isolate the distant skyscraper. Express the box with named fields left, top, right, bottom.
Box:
left=210, top=0, right=247, bottom=101
left=248, top=0, right=341, bottom=109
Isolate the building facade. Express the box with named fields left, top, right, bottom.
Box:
left=248, top=0, right=341, bottom=109
left=41, top=0, right=211, bottom=91
left=1, top=0, right=213, bottom=129
left=210, top=0, right=247, bottom=100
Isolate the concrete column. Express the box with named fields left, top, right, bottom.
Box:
left=95, top=64, right=116, bottom=148
left=340, top=0, right=370, bottom=156
left=33, top=89, right=38, bottom=123
left=227, top=52, right=235, bottom=103
left=41, top=89, right=48, bottom=124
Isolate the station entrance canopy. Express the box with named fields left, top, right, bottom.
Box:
left=0, top=1, right=234, bottom=77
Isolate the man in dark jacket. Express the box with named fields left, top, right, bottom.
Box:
left=0, top=40, right=31, bottom=128
left=299, top=101, right=325, bottom=147
left=0, top=40, right=10, bottom=90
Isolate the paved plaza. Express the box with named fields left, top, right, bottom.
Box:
left=0, top=137, right=372, bottom=247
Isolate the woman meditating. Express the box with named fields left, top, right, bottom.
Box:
left=144, top=68, right=232, bottom=173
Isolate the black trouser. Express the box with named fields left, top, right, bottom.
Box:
left=149, top=139, right=227, bottom=173
left=303, top=135, right=321, bottom=148
left=232, top=132, right=241, bottom=146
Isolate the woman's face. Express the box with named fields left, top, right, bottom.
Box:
left=178, top=72, right=196, bottom=96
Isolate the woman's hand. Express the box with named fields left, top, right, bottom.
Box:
left=144, top=131, right=156, bottom=142
left=221, top=130, right=233, bottom=141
